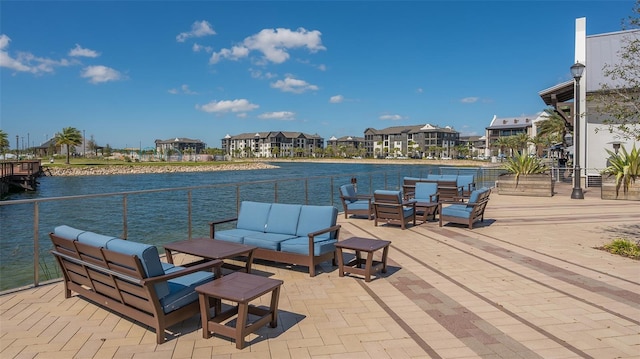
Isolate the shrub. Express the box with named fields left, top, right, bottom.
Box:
left=601, top=144, right=639, bottom=197
left=602, top=238, right=640, bottom=260
left=501, top=152, right=547, bottom=182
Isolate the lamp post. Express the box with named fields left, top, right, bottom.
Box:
left=570, top=62, right=585, bottom=199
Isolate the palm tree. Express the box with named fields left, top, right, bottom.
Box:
left=513, top=133, right=532, bottom=155
left=0, top=129, right=9, bottom=156
left=493, top=136, right=511, bottom=157
left=54, top=127, right=82, bottom=164
left=538, top=108, right=569, bottom=146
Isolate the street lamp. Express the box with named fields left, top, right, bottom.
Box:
left=570, top=62, right=585, bottom=199
left=607, top=140, right=622, bottom=155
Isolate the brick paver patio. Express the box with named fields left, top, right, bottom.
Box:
left=1, top=183, right=639, bottom=358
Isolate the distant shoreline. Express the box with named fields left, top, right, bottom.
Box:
left=43, top=158, right=500, bottom=177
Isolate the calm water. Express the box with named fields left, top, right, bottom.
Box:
left=0, top=162, right=485, bottom=290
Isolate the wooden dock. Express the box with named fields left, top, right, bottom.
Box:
left=0, top=160, right=43, bottom=197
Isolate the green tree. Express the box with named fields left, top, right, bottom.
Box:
left=54, top=127, right=82, bottom=164
left=538, top=108, right=569, bottom=146
left=591, top=1, right=640, bottom=140
left=0, top=130, right=9, bottom=156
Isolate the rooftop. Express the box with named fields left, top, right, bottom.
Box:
left=1, top=183, right=638, bottom=358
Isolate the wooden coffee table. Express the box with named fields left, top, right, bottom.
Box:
left=196, top=272, right=283, bottom=349
left=164, top=238, right=256, bottom=276
left=335, top=237, right=391, bottom=282
left=414, top=201, right=439, bottom=222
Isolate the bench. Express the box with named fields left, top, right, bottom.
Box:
left=49, top=225, right=223, bottom=344
left=403, top=174, right=476, bottom=200
left=210, top=201, right=341, bottom=277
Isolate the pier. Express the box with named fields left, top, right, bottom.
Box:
left=0, top=160, right=43, bottom=196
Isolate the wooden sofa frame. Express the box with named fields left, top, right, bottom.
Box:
left=438, top=189, right=491, bottom=229
left=210, top=218, right=341, bottom=277
left=49, top=233, right=223, bottom=344
left=403, top=179, right=462, bottom=201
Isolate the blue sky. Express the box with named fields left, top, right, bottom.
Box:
left=1, top=1, right=635, bottom=150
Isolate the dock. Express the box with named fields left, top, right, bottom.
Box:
left=0, top=160, right=43, bottom=196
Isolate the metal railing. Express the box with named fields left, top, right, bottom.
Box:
left=0, top=166, right=505, bottom=292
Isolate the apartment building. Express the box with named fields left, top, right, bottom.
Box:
left=364, top=124, right=460, bottom=158
left=154, top=137, right=206, bottom=155
left=221, top=131, right=324, bottom=158
left=326, top=135, right=366, bottom=157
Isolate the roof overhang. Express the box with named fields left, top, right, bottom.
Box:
left=538, top=80, right=574, bottom=106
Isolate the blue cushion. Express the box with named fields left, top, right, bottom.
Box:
left=105, top=239, right=169, bottom=298
left=374, top=190, right=402, bottom=203
left=440, top=175, right=458, bottom=182
left=214, top=229, right=260, bottom=244
left=346, top=200, right=370, bottom=211
left=427, top=174, right=442, bottom=181
left=160, top=270, right=214, bottom=314
left=468, top=188, right=487, bottom=203
left=457, top=175, right=475, bottom=189
left=236, top=201, right=271, bottom=232
left=77, top=231, right=119, bottom=248
left=403, top=176, right=421, bottom=182
left=296, top=205, right=338, bottom=240
left=339, top=184, right=357, bottom=202
left=402, top=207, right=415, bottom=217
left=265, top=203, right=301, bottom=235
left=414, top=182, right=438, bottom=201
left=280, top=237, right=337, bottom=256
left=243, top=232, right=297, bottom=251
left=54, top=225, right=86, bottom=240
left=161, top=262, right=178, bottom=273
left=442, top=204, right=472, bottom=218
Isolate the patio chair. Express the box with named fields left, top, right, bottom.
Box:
left=339, top=184, right=374, bottom=219
left=373, top=190, right=416, bottom=230
left=457, top=175, right=476, bottom=198
left=439, top=187, right=491, bottom=229
left=412, top=182, right=439, bottom=222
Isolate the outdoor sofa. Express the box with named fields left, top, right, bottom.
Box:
left=49, top=225, right=222, bottom=344
left=209, top=201, right=341, bottom=277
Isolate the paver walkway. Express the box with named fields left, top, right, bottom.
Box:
left=1, top=183, right=639, bottom=358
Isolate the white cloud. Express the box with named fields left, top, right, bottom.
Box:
left=316, top=64, right=326, bottom=71
left=249, top=68, right=277, bottom=79
left=258, top=111, right=295, bottom=120
left=0, top=34, right=73, bottom=74
left=81, top=65, right=123, bottom=84
left=270, top=76, right=318, bottom=94
left=210, top=45, right=250, bottom=64
left=460, top=97, right=479, bottom=103
left=196, top=99, right=259, bottom=113
left=168, top=84, right=197, bottom=95
left=329, top=95, right=344, bottom=103
left=177, top=20, right=216, bottom=42
left=380, top=114, right=403, bottom=121
left=210, top=27, right=325, bottom=64
left=69, top=44, right=99, bottom=58
left=416, top=88, right=424, bottom=93
left=192, top=43, right=213, bottom=53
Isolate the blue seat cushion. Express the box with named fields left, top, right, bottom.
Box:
left=160, top=270, right=214, bottom=314
left=442, top=204, right=472, bottom=218
left=374, top=190, right=402, bottom=202
left=346, top=200, right=370, bottom=211
left=296, top=205, right=338, bottom=240
left=243, top=232, right=297, bottom=251
left=265, top=203, right=301, bottom=235
left=339, top=184, right=357, bottom=203
left=54, top=225, right=86, bottom=240
left=457, top=175, right=475, bottom=189
left=440, top=175, right=458, bottom=182
left=236, top=201, right=271, bottom=232
left=77, top=231, right=119, bottom=248
left=106, top=239, right=169, bottom=298
left=215, top=229, right=261, bottom=244
left=280, top=237, right=337, bottom=256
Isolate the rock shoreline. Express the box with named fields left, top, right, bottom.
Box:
left=44, top=162, right=279, bottom=177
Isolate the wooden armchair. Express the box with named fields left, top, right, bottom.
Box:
left=439, top=188, right=491, bottom=229
left=339, top=184, right=374, bottom=219
left=373, top=190, right=416, bottom=230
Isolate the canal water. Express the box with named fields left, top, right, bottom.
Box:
left=0, top=162, right=485, bottom=291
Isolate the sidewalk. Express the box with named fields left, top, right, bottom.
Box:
left=1, top=183, right=638, bottom=358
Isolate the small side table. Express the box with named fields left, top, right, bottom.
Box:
left=195, top=272, right=283, bottom=349
left=335, top=237, right=391, bottom=282
left=414, top=201, right=439, bottom=222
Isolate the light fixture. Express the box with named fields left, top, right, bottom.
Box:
left=570, top=62, right=585, bottom=199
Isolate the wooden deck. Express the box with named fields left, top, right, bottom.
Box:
left=0, top=160, right=43, bottom=196
left=1, top=183, right=639, bottom=358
